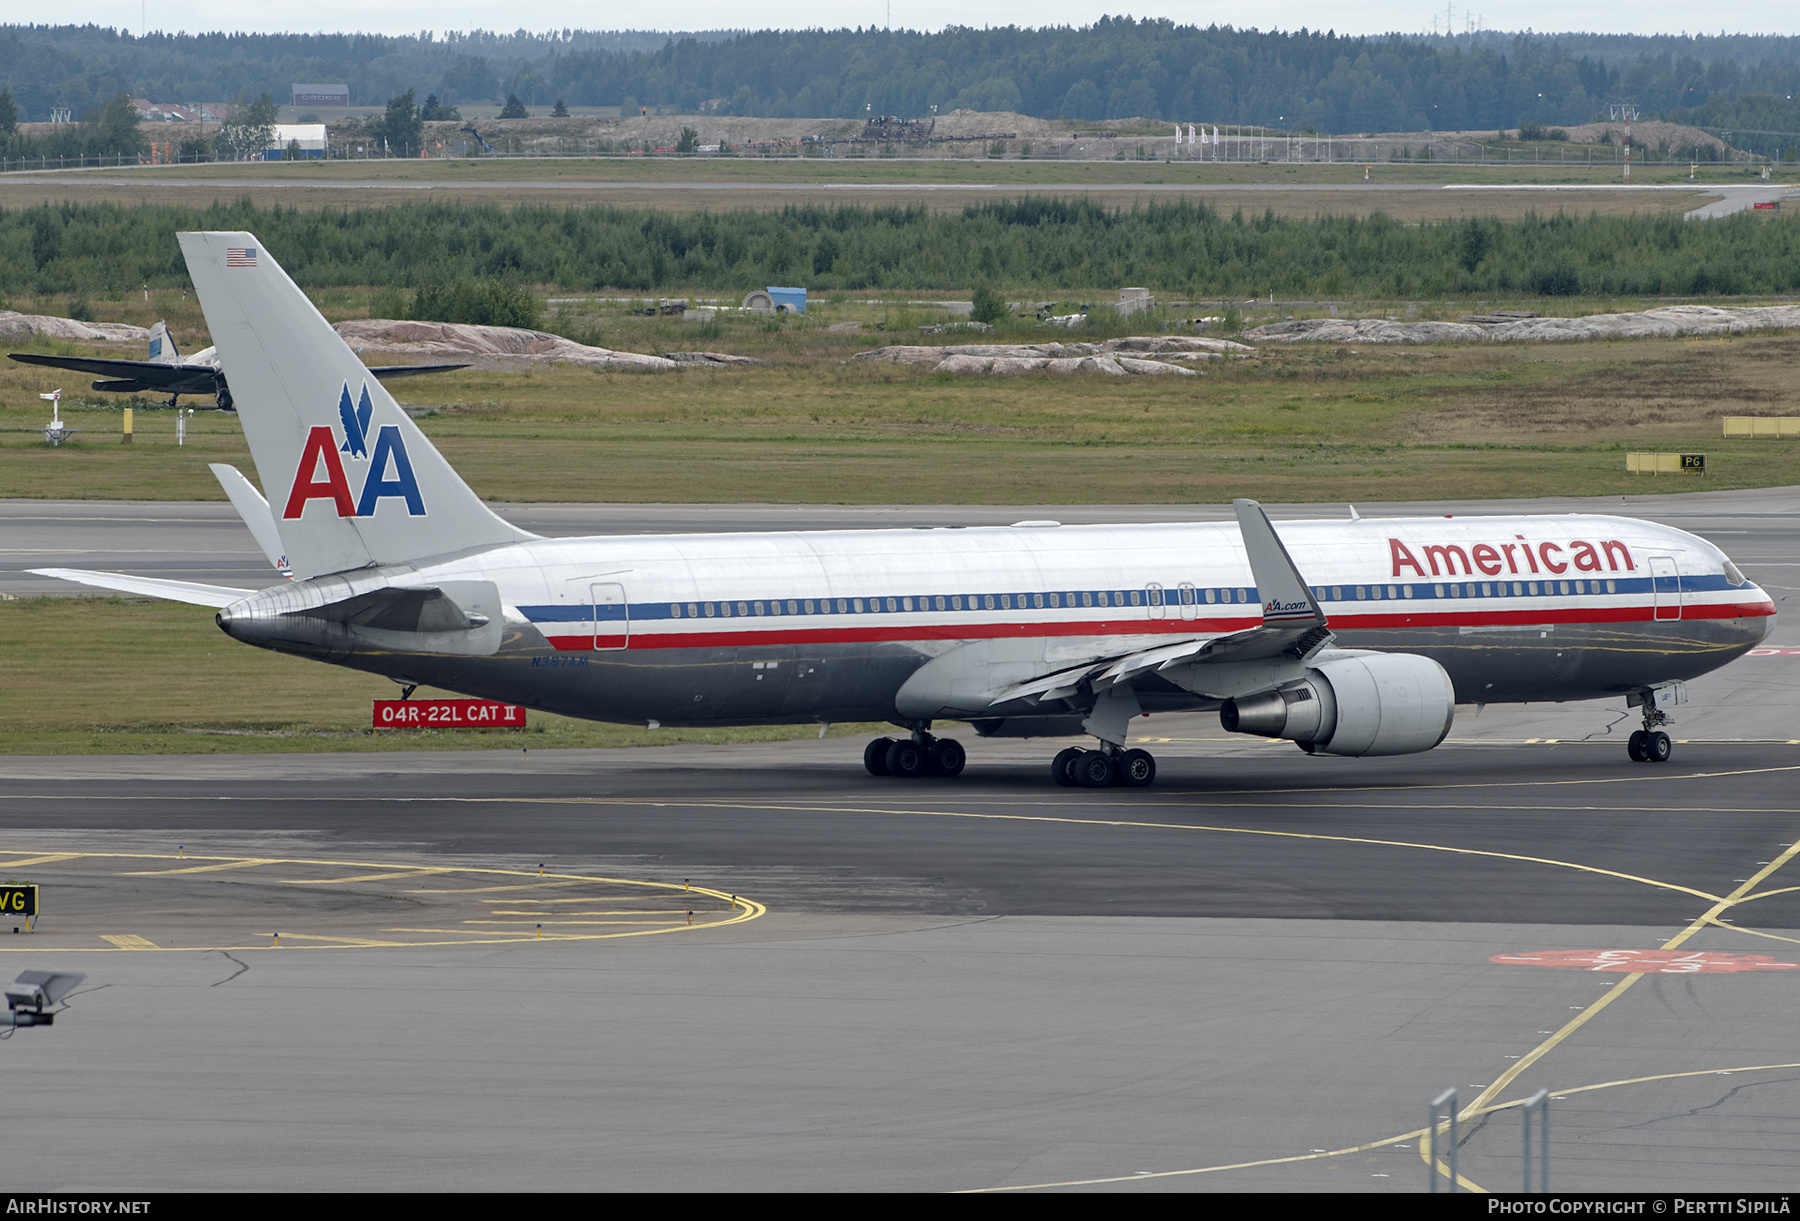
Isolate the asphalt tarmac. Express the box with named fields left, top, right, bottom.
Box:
left=2, top=489, right=1798, bottom=1192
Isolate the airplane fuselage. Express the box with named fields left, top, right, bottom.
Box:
left=216, top=512, right=1774, bottom=732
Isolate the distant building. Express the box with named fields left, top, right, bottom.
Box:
left=292, top=84, right=350, bottom=108
left=263, top=124, right=328, bottom=159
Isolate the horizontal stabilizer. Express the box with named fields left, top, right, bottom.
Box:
left=209, top=463, right=294, bottom=577
left=28, top=568, right=250, bottom=608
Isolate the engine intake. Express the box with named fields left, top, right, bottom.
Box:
left=1220, top=652, right=1454, bottom=757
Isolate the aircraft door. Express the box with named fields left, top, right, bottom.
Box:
left=1178, top=582, right=1198, bottom=621
left=591, top=582, right=629, bottom=650
left=1648, top=556, right=1681, bottom=621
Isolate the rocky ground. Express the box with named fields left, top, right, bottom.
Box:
left=851, top=335, right=1252, bottom=375
left=0, top=312, right=149, bottom=345
left=1244, top=303, right=1800, bottom=344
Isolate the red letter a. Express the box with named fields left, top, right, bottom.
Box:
left=282, top=426, right=356, bottom=519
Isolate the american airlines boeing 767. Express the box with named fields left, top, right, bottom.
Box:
left=34, top=233, right=1776, bottom=786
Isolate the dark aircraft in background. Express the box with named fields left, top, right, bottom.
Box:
left=9, top=320, right=467, bottom=410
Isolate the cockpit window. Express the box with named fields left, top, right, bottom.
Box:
left=1723, top=560, right=1747, bottom=588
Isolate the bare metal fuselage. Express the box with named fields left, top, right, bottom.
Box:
left=215, top=514, right=1773, bottom=733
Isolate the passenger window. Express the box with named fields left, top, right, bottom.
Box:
left=1357, top=586, right=1367, bottom=600
left=984, top=595, right=996, bottom=610
left=671, top=603, right=682, bottom=617
left=1480, top=584, right=1490, bottom=597
left=1205, top=588, right=1216, bottom=604
left=1369, top=585, right=1381, bottom=600
left=1607, top=580, right=1617, bottom=593
left=1401, top=585, right=1411, bottom=598
left=1033, top=593, right=1044, bottom=609
left=1049, top=593, right=1060, bottom=608
left=853, top=599, right=864, bottom=613
left=1433, top=585, right=1444, bottom=597
left=705, top=602, right=716, bottom=616
left=1332, top=586, right=1342, bottom=601
left=952, top=595, right=962, bottom=610
left=1000, top=594, right=1011, bottom=609
left=737, top=602, right=748, bottom=616
left=1129, top=590, right=1142, bottom=606
left=688, top=603, right=699, bottom=618
left=1559, top=581, right=1570, bottom=596
left=1529, top=582, right=1538, bottom=596
left=754, top=602, right=765, bottom=616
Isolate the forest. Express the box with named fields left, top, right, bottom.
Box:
left=3, top=197, right=1796, bottom=301
left=4, top=22, right=1800, bottom=139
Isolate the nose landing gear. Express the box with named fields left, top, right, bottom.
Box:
left=1626, top=687, right=1675, bottom=764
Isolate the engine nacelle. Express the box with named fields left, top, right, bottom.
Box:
left=1219, top=651, right=1455, bottom=757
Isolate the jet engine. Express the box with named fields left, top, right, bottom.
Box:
left=1219, top=652, right=1454, bottom=757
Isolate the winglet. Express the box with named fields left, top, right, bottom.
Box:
left=1232, top=499, right=1327, bottom=632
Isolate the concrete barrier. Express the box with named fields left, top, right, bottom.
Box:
left=1627, top=452, right=1706, bottom=475
left=1723, top=416, right=1800, bottom=437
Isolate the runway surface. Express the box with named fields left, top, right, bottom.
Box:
left=3, top=488, right=1799, bottom=1191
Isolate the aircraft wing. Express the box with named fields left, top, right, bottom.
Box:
left=27, top=567, right=251, bottom=608
left=982, top=499, right=1336, bottom=715
left=365, top=363, right=471, bottom=379
left=8, top=353, right=220, bottom=390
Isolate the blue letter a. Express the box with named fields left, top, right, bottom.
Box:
left=355, top=426, right=426, bottom=516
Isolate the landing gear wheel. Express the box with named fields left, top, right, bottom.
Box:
left=1115, top=748, right=1157, bottom=788
left=1646, top=731, right=1672, bottom=763
left=885, top=738, right=929, bottom=779
left=1627, top=730, right=1648, bottom=763
left=1051, top=747, right=1082, bottom=787
left=928, top=738, right=966, bottom=777
left=1073, top=749, right=1115, bottom=789
left=865, top=737, right=896, bottom=776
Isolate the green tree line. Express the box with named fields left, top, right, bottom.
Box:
left=7, top=22, right=1800, bottom=134
left=3, top=197, right=1797, bottom=301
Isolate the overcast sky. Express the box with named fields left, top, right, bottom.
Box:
left=24, top=3, right=1800, bottom=40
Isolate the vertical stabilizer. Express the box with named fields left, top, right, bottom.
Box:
left=178, top=231, right=532, bottom=577
left=147, top=321, right=179, bottom=365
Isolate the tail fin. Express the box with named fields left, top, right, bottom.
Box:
left=147, top=321, right=179, bottom=365
left=178, top=231, right=532, bottom=579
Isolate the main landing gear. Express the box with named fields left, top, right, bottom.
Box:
left=864, top=731, right=966, bottom=779
left=1626, top=688, right=1674, bottom=764
left=861, top=727, right=1158, bottom=788
left=1050, top=745, right=1157, bottom=789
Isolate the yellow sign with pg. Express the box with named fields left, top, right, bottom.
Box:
left=0, top=885, right=38, bottom=917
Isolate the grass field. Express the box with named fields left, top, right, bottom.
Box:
left=5, top=316, right=1797, bottom=506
